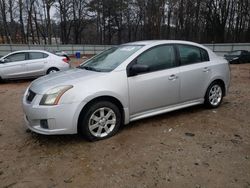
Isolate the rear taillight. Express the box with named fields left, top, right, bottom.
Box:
left=62, top=58, right=69, bottom=63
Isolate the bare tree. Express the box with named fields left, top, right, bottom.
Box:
left=0, top=0, right=250, bottom=44
left=0, top=0, right=10, bottom=43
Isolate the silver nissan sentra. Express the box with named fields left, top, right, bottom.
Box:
left=22, top=40, right=230, bottom=141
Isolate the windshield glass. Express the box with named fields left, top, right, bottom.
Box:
left=79, top=45, right=143, bottom=72
left=228, top=51, right=241, bottom=56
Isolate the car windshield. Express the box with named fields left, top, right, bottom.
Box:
left=79, top=45, right=143, bottom=72
left=228, top=51, right=241, bottom=56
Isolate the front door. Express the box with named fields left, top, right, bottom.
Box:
left=0, top=52, right=27, bottom=79
left=127, top=45, right=180, bottom=116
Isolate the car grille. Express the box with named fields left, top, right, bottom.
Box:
left=26, top=90, right=36, bottom=103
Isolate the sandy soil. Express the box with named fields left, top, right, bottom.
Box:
left=0, top=62, right=250, bottom=188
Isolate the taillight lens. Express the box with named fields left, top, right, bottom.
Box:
left=62, top=58, right=69, bottom=63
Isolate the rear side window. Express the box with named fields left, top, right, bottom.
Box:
left=200, top=48, right=209, bottom=61
left=241, top=51, right=248, bottom=55
left=177, top=45, right=209, bottom=65
left=29, top=52, right=48, bottom=60
left=136, top=45, right=176, bottom=72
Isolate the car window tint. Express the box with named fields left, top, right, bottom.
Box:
left=137, top=45, right=175, bottom=72
left=200, top=48, right=209, bottom=61
left=241, top=51, right=247, bottom=55
left=178, top=45, right=203, bottom=65
left=6, top=53, right=26, bottom=62
left=29, top=52, right=48, bottom=60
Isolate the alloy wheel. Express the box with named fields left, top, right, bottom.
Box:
left=208, top=84, right=222, bottom=106
left=88, top=107, right=116, bottom=138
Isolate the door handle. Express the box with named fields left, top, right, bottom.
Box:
left=168, top=74, right=178, bottom=80
left=203, top=67, right=210, bottom=72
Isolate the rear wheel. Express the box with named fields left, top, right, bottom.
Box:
left=47, top=68, right=59, bottom=74
left=79, top=101, right=121, bottom=141
left=204, top=82, right=223, bottom=108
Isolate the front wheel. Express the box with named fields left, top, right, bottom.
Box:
left=204, top=82, right=224, bottom=108
left=79, top=101, right=122, bottom=141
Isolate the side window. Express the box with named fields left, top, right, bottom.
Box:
left=5, top=53, right=26, bottom=62
left=178, top=45, right=208, bottom=65
left=43, top=53, right=49, bottom=58
left=200, top=48, right=209, bottom=61
left=241, top=51, right=247, bottom=55
left=136, top=45, right=176, bottom=72
left=29, top=52, right=48, bottom=60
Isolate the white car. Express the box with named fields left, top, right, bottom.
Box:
left=0, top=50, right=70, bottom=81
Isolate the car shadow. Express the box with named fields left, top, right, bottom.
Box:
left=27, top=131, right=87, bottom=145
left=122, top=104, right=207, bottom=130
left=26, top=105, right=208, bottom=144
left=25, top=101, right=231, bottom=144
left=0, top=78, right=35, bottom=84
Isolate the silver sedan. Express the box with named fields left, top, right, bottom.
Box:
left=22, top=40, right=230, bottom=141
left=0, top=50, right=70, bottom=81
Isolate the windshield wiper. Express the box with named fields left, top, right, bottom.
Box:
left=80, top=66, right=101, bottom=72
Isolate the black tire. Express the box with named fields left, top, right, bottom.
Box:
left=204, top=82, right=224, bottom=109
left=47, top=68, right=59, bottom=74
left=79, top=101, right=122, bottom=141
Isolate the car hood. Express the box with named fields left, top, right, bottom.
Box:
left=224, top=55, right=239, bottom=61
left=30, top=68, right=106, bottom=94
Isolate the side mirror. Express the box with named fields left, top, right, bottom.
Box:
left=0, top=58, right=9, bottom=63
left=129, top=64, right=149, bottom=76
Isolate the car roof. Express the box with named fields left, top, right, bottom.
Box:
left=230, top=50, right=248, bottom=52
left=8, top=50, right=50, bottom=53
left=123, top=40, right=208, bottom=48
left=123, top=40, right=163, bottom=46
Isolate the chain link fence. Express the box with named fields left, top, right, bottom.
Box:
left=0, top=43, right=250, bottom=57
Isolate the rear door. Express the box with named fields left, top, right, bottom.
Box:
left=26, top=52, right=49, bottom=77
left=127, top=44, right=180, bottom=116
left=177, top=44, right=211, bottom=102
left=0, top=52, right=27, bottom=79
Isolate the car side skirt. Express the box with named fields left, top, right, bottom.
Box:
left=129, top=99, right=204, bottom=122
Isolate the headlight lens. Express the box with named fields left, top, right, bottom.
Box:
left=40, top=85, right=73, bottom=105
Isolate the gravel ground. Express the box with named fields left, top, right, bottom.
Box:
left=0, top=62, right=250, bottom=188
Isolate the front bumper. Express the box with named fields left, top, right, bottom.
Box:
left=22, top=90, right=82, bottom=135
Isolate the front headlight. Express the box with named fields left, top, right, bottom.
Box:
left=40, top=85, right=73, bottom=105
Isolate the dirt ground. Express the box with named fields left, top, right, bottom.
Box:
left=0, top=60, right=250, bottom=188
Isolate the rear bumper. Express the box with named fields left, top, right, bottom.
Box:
left=58, top=63, right=70, bottom=71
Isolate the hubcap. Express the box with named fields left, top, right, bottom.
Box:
left=209, top=84, right=222, bottom=106
left=88, top=107, right=116, bottom=138
left=49, top=69, right=58, bottom=74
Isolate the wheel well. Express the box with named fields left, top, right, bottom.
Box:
left=46, top=67, right=59, bottom=74
left=77, top=96, right=125, bottom=133
left=209, top=79, right=226, bottom=96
